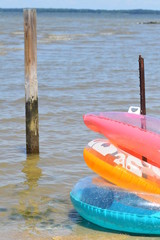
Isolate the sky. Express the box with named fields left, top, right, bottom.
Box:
left=1, top=0, right=160, bottom=10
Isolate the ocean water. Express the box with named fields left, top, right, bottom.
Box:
left=0, top=9, right=160, bottom=239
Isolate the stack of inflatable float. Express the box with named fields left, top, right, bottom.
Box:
left=70, top=108, right=160, bottom=235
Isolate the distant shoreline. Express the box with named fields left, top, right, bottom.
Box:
left=1, top=8, right=160, bottom=14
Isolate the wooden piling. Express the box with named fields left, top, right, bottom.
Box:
left=139, top=55, right=147, bottom=162
left=24, top=9, right=39, bottom=154
left=139, top=55, right=146, bottom=115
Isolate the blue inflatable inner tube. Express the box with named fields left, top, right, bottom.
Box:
left=70, top=176, right=160, bottom=235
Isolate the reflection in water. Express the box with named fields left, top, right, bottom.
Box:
left=22, top=154, right=42, bottom=190
left=17, top=155, right=43, bottom=229
left=8, top=154, right=73, bottom=234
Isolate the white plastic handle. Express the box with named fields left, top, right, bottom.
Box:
left=128, top=106, right=140, bottom=115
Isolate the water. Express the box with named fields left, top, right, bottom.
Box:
left=0, top=9, right=160, bottom=239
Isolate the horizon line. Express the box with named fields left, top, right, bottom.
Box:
left=0, top=8, right=160, bottom=11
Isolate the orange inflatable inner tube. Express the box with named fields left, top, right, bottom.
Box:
left=83, top=139, right=160, bottom=204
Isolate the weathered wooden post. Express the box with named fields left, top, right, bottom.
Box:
left=24, top=9, right=39, bottom=154
left=139, top=55, right=146, bottom=115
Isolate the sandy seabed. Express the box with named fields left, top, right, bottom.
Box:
left=1, top=228, right=157, bottom=240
